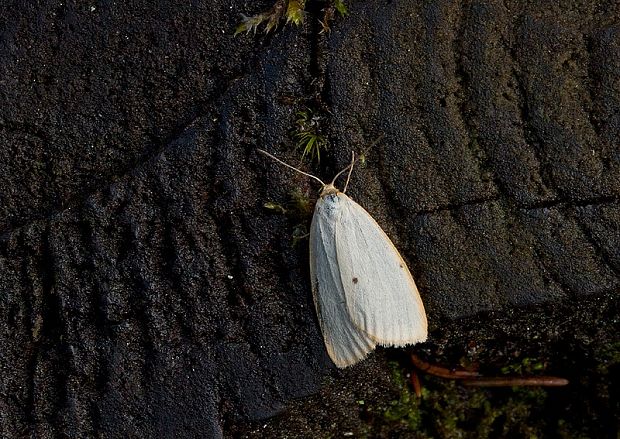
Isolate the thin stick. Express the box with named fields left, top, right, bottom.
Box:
left=412, top=354, right=569, bottom=387
left=257, top=149, right=325, bottom=186
left=461, top=377, right=569, bottom=387
left=411, top=354, right=481, bottom=379
left=410, top=370, right=422, bottom=398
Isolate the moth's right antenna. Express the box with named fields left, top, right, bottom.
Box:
left=360, top=133, right=385, bottom=158
left=342, top=151, right=355, bottom=193
left=331, top=134, right=386, bottom=193
left=257, top=149, right=326, bottom=186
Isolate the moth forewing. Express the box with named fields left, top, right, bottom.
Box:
left=334, top=193, right=427, bottom=346
left=310, top=195, right=377, bottom=367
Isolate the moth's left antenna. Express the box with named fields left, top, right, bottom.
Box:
left=257, top=149, right=326, bottom=186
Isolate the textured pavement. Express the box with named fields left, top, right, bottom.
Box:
left=1, top=0, right=619, bottom=437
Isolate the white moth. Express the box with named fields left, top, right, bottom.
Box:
left=259, top=149, right=427, bottom=368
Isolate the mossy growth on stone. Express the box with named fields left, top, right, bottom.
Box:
left=235, top=0, right=348, bottom=35
left=379, top=361, right=561, bottom=438
left=264, top=187, right=314, bottom=246
left=230, top=282, right=618, bottom=439
left=291, top=107, right=328, bottom=163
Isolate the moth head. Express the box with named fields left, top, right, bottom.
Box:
left=319, top=183, right=340, bottom=197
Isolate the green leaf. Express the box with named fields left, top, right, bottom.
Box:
left=234, top=13, right=268, bottom=36
left=334, top=0, right=348, bottom=16
left=286, top=0, right=306, bottom=25
left=264, top=201, right=287, bottom=214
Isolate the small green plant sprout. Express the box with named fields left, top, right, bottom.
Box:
left=292, top=225, right=309, bottom=247
left=383, top=362, right=423, bottom=430
left=235, top=0, right=348, bottom=36
left=286, top=0, right=306, bottom=25
left=234, top=0, right=303, bottom=35
left=292, top=108, right=327, bottom=163
left=264, top=188, right=313, bottom=246
left=500, top=357, right=546, bottom=376
left=320, top=0, right=348, bottom=33
left=289, top=187, right=313, bottom=218
left=290, top=190, right=312, bottom=245
left=333, top=0, right=348, bottom=15
left=264, top=201, right=288, bottom=215
left=265, top=188, right=313, bottom=219
left=358, top=152, right=367, bottom=167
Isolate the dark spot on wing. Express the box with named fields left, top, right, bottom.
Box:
left=352, top=277, right=358, bottom=284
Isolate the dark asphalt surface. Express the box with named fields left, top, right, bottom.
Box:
left=1, top=1, right=618, bottom=437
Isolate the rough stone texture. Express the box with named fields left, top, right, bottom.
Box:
left=0, top=0, right=618, bottom=437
